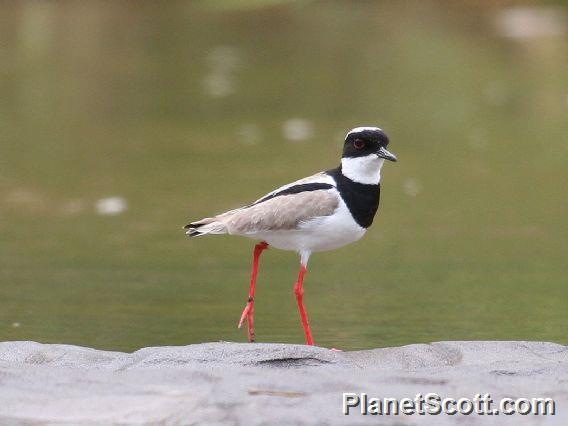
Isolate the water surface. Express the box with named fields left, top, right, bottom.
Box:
left=1, top=1, right=567, bottom=351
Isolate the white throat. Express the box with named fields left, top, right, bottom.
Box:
left=341, top=155, right=384, bottom=185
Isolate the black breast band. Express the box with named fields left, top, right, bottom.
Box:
left=326, top=167, right=380, bottom=228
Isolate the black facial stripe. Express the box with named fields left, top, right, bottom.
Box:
left=343, top=128, right=390, bottom=159
left=326, top=167, right=380, bottom=228
left=251, top=183, right=335, bottom=206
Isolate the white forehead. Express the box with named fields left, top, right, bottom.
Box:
left=345, top=126, right=382, bottom=139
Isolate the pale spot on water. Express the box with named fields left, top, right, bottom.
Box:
left=60, top=199, right=85, bottom=216
left=202, top=46, right=242, bottom=98
left=12, top=322, right=21, bottom=328
left=203, top=73, right=234, bottom=98
left=236, top=123, right=261, bottom=145
left=95, top=197, right=127, bottom=216
left=495, top=7, right=566, bottom=39
left=403, top=178, right=422, bottom=197
left=282, top=118, right=314, bottom=142
left=6, top=188, right=43, bottom=206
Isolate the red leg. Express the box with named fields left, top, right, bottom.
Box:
left=238, top=242, right=268, bottom=342
left=294, top=265, right=315, bottom=345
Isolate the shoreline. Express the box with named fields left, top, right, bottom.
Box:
left=0, top=340, right=566, bottom=424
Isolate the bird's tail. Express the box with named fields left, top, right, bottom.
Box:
left=184, top=217, right=228, bottom=237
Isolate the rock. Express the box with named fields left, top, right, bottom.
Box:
left=0, top=341, right=565, bottom=425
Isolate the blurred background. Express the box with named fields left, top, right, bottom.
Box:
left=0, top=0, right=567, bottom=352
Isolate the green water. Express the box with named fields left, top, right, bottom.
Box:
left=1, top=1, right=567, bottom=352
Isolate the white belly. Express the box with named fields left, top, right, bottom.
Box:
left=250, top=201, right=366, bottom=253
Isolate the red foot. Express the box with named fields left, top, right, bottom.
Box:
left=238, top=242, right=268, bottom=343
left=238, top=297, right=255, bottom=341
left=238, top=300, right=252, bottom=329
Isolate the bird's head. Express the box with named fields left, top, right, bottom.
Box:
left=340, top=126, right=397, bottom=184
left=343, top=127, right=397, bottom=162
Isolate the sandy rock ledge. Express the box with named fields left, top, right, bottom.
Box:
left=0, top=341, right=566, bottom=425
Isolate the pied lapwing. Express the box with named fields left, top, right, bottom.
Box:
left=185, top=126, right=397, bottom=345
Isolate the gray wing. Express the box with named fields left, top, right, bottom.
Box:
left=185, top=171, right=338, bottom=237
left=221, top=189, right=339, bottom=234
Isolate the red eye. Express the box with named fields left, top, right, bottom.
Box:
left=353, top=139, right=365, bottom=150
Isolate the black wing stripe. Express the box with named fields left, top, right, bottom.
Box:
left=251, top=183, right=335, bottom=206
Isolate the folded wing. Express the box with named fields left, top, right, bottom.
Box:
left=185, top=172, right=339, bottom=237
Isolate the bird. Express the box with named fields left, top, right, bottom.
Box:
left=184, top=126, right=397, bottom=346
